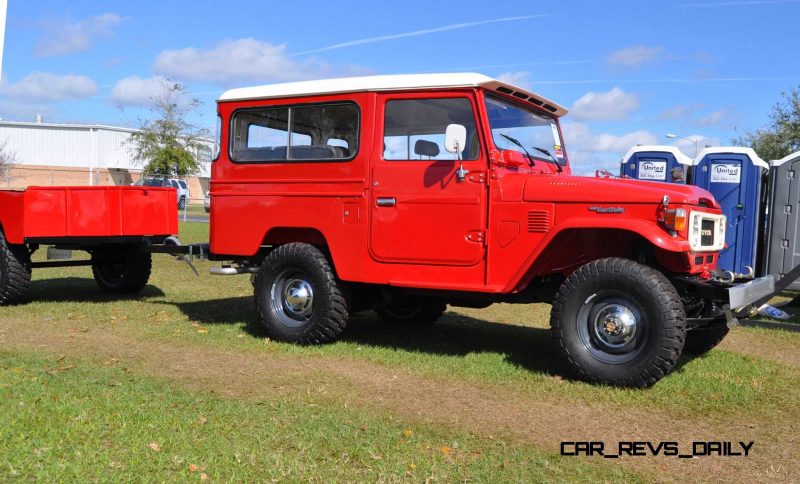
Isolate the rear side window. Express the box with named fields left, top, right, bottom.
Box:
left=178, top=181, right=187, bottom=189
left=383, top=98, right=479, bottom=161
left=231, top=103, right=359, bottom=162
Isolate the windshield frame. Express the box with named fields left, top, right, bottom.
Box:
left=483, top=93, right=568, bottom=167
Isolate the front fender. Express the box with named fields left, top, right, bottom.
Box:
left=503, top=218, right=690, bottom=292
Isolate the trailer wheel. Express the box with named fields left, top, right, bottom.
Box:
left=0, top=230, right=31, bottom=305
left=375, top=297, right=447, bottom=325
left=254, top=243, right=348, bottom=344
left=91, top=248, right=152, bottom=294
left=550, top=258, right=686, bottom=388
left=684, top=325, right=729, bottom=355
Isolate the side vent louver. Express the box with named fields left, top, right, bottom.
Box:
left=527, top=211, right=551, bottom=233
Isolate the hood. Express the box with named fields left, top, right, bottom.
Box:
left=522, top=175, right=719, bottom=208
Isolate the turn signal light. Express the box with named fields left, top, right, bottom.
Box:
left=663, top=208, right=687, bottom=232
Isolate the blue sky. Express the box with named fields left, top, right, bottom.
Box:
left=1, top=0, right=798, bottom=174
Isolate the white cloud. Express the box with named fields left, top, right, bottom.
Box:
left=570, top=87, right=639, bottom=121
left=561, top=121, right=658, bottom=175
left=0, top=72, right=97, bottom=103
left=696, top=109, right=731, bottom=126
left=496, top=71, right=531, bottom=88
left=606, top=45, right=665, bottom=68
left=37, top=14, right=122, bottom=57
left=592, top=130, right=659, bottom=152
left=668, top=135, right=721, bottom=157
left=153, top=38, right=370, bottom=85
left=658, top=103, right=702, bottom=121
left=111, top=75, right=170, bottom=106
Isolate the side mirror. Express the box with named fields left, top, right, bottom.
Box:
left=501, top=150, right=528, bottom=168
left=444, top=124, right=467, bottom=156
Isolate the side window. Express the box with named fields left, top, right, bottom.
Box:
left=383, top=98, right=479, bottom=161
left=231, top=103, right=359, bottom=162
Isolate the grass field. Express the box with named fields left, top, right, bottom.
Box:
left=1, top=221, right=799, bottom=482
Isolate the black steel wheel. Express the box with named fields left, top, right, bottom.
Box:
left=254, top=243, right=348, bottom=344
left=551, top=258, right=686, bottom=387
left=91, top=247, right=152, bottom=294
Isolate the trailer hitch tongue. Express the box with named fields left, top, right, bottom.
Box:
left=164, top=236, right=199, bottom=277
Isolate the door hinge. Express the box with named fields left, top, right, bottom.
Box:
left=468, top=172, right=486, bottom=184
left=466, top=230, right=485, bottom=243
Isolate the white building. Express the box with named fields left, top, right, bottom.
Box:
left=0, top=119, right=212, bottom=202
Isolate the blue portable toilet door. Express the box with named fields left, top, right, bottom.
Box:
left=695, top=153, right=761, bottom=274
left=708, top=159, right=752, bottom=273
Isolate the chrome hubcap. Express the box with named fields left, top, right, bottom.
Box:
left=593, top=304, right=637, bottom=349
left=576, top=292, right=646, bottom=364
left=282, top=278, right=313, bottom=317
left=270, top=270, right=315, bottom=328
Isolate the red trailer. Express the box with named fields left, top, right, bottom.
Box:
left=0, top=186, right=178, bottom=304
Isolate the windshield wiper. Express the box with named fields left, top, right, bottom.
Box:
left=499, top=134, right=535, bottom=167
left=531, top=146, right=563, bottom=173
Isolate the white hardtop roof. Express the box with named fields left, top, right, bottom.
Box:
left=771, top=150, right=800, bottom=167
left=693, top=147, right=769, bottom=168
left=218, top=73, right=568, bottom=116
left=620, top=145, right=693, bottom=166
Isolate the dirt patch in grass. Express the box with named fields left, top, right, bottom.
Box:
left=0, top=318, right=796, bottom=482
left=721, top=327, right=800, bottom=370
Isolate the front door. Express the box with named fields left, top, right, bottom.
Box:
left=369, top=93, right=487, bottom=266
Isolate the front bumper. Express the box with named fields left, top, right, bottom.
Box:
left=728, top=275, right=775, bottom=309
left=671, top=274, right=776, bottom=327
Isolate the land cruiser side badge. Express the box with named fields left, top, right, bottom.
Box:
left=589, top=206, right=625, bottom=214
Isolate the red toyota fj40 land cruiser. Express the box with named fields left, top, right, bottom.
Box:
left=206, top=73, right=772, bottom=387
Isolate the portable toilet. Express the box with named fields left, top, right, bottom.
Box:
left=764, top=150, right=800, bottom=290
left=619, top=145, right=693, bottom=183
left=691, top=147, right=769, bottom=277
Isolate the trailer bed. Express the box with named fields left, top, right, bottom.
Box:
left=0, top=186, right=178, bottom=244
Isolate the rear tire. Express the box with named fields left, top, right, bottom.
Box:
left=550, top=258, right=686, bottom=388
left=91, top=247, right=152, bottom=294
left=375, top=297, right=446, bottom=325
left=178, top=197, right=186, bottom=210
left=0, top=230, right=31, bottom=305
left=254, top=243, right=348, bottom=344
left=684, top=325, right=729, bottom=355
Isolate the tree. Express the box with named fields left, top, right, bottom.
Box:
left=129, top=81, right=207, bottom=177
left=0, top=141, right=15, bottom=182
left=733, top=84, right=800, bottom=161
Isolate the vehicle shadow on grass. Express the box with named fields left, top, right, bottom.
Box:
left=168, top=296, right=564, bottom=377
left=26, top=277, right=165, bottom=303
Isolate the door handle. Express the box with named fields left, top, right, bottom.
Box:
left=376, top=197, right=396, bottom=207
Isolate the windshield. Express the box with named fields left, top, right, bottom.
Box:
left=484, top=96, right=566, bottom=166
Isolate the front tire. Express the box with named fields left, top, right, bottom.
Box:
left=550, top=258, right=686, bottom=387
left=91, top=247, right=152, bottom=294
left=0, top=230, right=31, bottom=305
left=254, top=243, right=348, bottom=344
